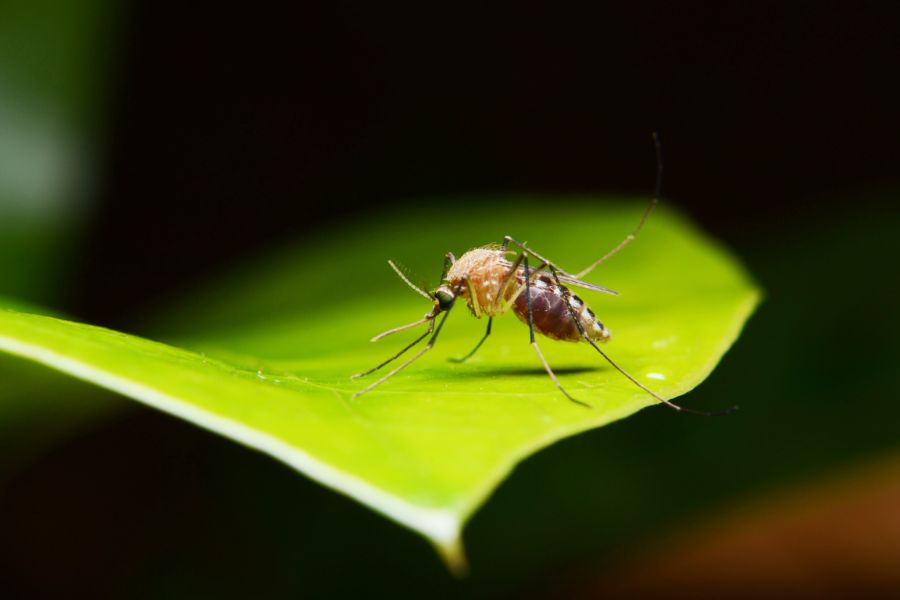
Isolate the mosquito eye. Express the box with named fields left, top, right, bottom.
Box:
left=435, top=291, right=455, bottom=310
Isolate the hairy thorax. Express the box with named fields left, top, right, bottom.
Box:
left=446, top=247, right=513, bottom=317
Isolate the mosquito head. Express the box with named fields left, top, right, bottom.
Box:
left=432, top=285, right=456, bottom=312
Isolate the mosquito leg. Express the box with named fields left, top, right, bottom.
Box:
left=503, top=257, right=548, bottom=310
left=494, top=253, right=524, bottom=314
left=573, top=133, right=662, bottom=279
left=547, top=266, right=734, bottom=416
left=465, top=276, right=483, bottom=318
left=353, top=309, right=452, bottom=398
left=450, top=317, right=492, bottom=363
left=351, top=319, right=435, bottom=379
left=353, top=251, right=451, bottom=379
left=571, top=200, right=657, bottom=279
left=449, top=273, right=490, bottom=361
left=503, top=236, right=571, bottom=275
left=523, top=256, right=590, bottom=408
left=497, top=253, right=524, bottom=302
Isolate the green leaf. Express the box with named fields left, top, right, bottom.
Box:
left=0, top=200, right=759, bottom=571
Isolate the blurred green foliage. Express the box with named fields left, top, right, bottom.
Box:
left=0, top=0, right=120, bottom=482
left=0, top=0, right=115, bottom=298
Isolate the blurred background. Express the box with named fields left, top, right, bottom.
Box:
left=1, top=1, right=898, bottom=598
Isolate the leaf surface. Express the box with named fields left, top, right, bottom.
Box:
left=0, top=200, right=759, bottom=570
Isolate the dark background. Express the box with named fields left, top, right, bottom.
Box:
left=75, top=2, right=898, bottom=325
left=3, top=2, right=899, bottom=598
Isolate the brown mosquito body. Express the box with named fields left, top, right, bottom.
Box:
left=444, top=247, right=610, bottom=343
left=351, top=134, right=734, bottom=416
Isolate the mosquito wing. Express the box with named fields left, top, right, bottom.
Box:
left=499, top=257, right=619, bottom=296
left=555, top=273, right=619, bottom=296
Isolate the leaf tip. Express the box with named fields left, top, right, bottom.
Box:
left=432, top=534, right=469, bottom=578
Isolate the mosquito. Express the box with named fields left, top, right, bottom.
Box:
left=351, top=134, right=733, bottom=416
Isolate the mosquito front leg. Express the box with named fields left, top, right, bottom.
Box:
left=351, top=319, right=435, bottom=379
left=524, top=256, right=590, bottom=408
left=353, top=308, right=451, bottom=398
left=353, top=256, right=457, bottom=394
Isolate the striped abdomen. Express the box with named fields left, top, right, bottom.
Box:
left=512, top=273, right=611, bottom=343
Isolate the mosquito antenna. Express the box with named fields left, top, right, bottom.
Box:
left=388, top=260, right=432, bottom=300
left=369, top=315, right=431, bottom=342
left=573, top=131, right=662, bottom=280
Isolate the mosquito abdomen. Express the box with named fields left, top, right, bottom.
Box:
left=512, top=275, right=610, bottom=343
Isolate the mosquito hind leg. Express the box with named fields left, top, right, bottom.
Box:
left=450, top=317, right=491, bottom=363
left=523, top=256, right=590, bottom=408
left=573, top=132, right=662, bottom=279
left=572, top=200, right=657, bottom=279
left=546, top=266, right=734, bottom=416
left=503, top=236, right=571, bottom=276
